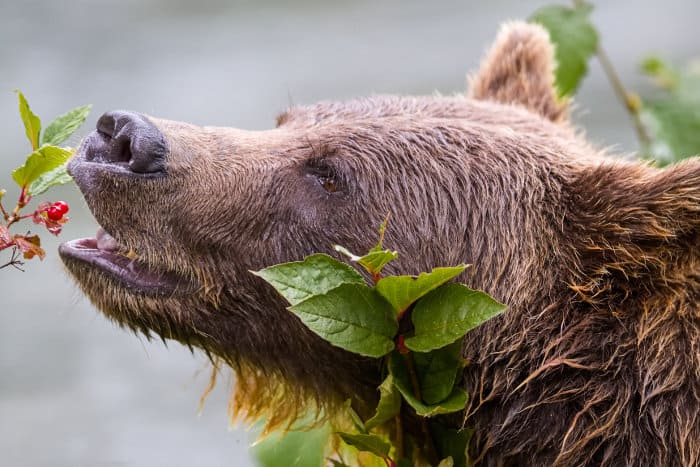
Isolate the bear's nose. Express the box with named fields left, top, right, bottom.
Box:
left=87, top=110, right=168, bottom=174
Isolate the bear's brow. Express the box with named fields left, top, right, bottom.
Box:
left=275, top=96, right=473, bottom=128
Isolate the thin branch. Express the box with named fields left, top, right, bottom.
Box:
left=572, top=0, right=651, bottom=148
left=595, top=45, right=652, bottom=147
left=0, top=248, right=25, bottom=271
left=0, top=199, right=9, bottom=222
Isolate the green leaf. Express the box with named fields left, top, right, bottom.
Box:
left=41, top=104, right=92, bottom=147
left=375, top=265, right=468, bottom=315
left=639, top=59, right=700, bottom=165
left=12, top=146, right=73, bottom=188
left=337, top=433, right=390, bottom=458
left=529, top=3, right=599, bottom=97
left=431, top=422, right=472, bottom=467
left=438, top=457, right=454, bottom=467
left=358, top=250, right=399, bottom=275
left=365, top=374, right=402, bottom=430
left=405, top=284, right=506, bottom=353
left=640, top=56, right=680, bottom=89
left=253, top=254, right=366, bottom=306
left=252, top=423, right=331, bottom=467
left=28, top=161, right=74, bottom=196
left=334, top=245, right=398, bottom=276
left=344, top=400, right=368, bottom=434
left=413, top=341, right=465, bottom=405
left=388, top=351, right=468, bottom=416
left=288, top=283, right=398, bottom=358
left=370, top=213, right=390, bottom=252
left=328, top=461, right=351, bottom=467
left=15, top=90, right=41, bottom=150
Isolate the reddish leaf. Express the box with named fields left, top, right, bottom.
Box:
left=14, top=234, right=45, bottom=260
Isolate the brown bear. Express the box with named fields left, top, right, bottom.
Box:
left=59, top=22, right=700, bottom=466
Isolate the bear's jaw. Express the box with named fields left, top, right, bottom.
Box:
left=59, top=231, right=195, bottom=297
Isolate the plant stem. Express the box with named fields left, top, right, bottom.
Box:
left=572, top=0, right=651, bottom=148
left=0, top=200, right=8, bottom=222
left=401, top=352, right=439, bottom=464
left=595, top=45, right=652, bottom=147
left=395, top=410, right=404, bottom=460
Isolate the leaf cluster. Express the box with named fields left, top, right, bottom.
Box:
left=254, top=223, right=505, bottom=466
left=0, top=91, right=91, bottom=268
left=530, top=2, right=700, bottom=165
left=13, top=91, right=91, bottom=195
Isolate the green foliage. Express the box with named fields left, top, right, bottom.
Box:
left=41, top=104, right=92, bottom=147
left=336, top=433, right=391, bottom=458
left=288, top=283, right=398, bottom=358
left=252, top=423, right=331, bottom=467
left=334, top=215, right=399, bottom=279
left=253, top=254, right=365, bottom=306
left=529, top=3, right=598, bottom=97
left=413, top=342, right=465, bottom=405
left=15, top=90, right=41, bottom=150
left=28, top=164, right=73, bottom=197
left=12, top=146, right=73, bottom=190
left=430, top=422, right=472, bottom=467
left=255, top=223, right=503, bottom=465
left=2, top=91, right=90, bottom=269
left=405, top=284, right=506, bottom=353
left=375, top=265, right=467, bottom=315
left=10, top=92, right=90, bottom=196
left=531, top=4, right=699, bottom=166
left=365, top=375, right=402, bottom=430
left=388, top=350, right=468, bottom=417
left=639, top=58, right=700, bottom=164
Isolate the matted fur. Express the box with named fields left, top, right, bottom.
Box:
left=61, top=22, right=700, bottom=466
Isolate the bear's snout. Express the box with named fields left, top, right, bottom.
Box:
left=77, top=110, right=169, bottom=175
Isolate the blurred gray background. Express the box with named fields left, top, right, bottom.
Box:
left=0, top=1, right=697, bottom=466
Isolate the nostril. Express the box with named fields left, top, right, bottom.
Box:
left=89, top=111, right=168, bottom=174
left=96, top=111, right=119, bottom=138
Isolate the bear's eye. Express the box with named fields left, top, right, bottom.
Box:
left=318, top=176, right=338, bottom=193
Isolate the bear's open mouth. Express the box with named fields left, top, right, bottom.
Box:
left=59, top=228, right=193, bottom=296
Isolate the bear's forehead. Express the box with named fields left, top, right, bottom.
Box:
left=275, top=95, right=517, bottom=127
left=273, top=94, right=568, bottom=138
left=271, top=95, right=581, bottom=160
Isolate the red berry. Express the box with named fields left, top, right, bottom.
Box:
left=47, top=206, right=63, bottom=221
left=53, top=201, right=69, bottom=214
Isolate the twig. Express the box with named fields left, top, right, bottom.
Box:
left=595, top=46, right=652, bottom=147
left=0, top=248, right=25, bottom=271
left=572, top=0, right=652, bottom=147
left=0, top=200, right=9, bottom=222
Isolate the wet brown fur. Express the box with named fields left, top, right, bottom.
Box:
left=62, top=22, right=700, bottom=466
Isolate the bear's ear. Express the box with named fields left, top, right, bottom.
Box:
left=468, top=21, right=568, bottom=123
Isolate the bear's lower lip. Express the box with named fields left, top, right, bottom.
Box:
left=59, top=237, right=193, bottom=296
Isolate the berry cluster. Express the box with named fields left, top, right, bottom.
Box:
left=1, top=192, right=72, bottom=268
left=47, top=201, right=69, bottom=221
